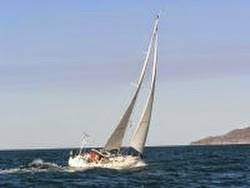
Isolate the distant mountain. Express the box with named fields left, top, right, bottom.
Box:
left=191, top=127, right=250, bottom=145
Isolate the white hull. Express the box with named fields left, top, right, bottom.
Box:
left=68, top=155, right=147, bottom=170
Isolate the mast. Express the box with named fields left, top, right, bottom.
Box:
left=130, top=16, right=158, bottom=155
left=104, top=16, right=159, bottom=151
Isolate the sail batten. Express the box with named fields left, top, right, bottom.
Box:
left=104, top=15, right=159, bottom=152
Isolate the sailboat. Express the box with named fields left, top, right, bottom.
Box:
left=68, top=15, right=159, bottom=170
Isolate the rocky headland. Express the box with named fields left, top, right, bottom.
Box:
left=191, top=126, right=250, bottom=145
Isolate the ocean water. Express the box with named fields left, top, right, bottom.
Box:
left=0, top=146, right=250, bottom=187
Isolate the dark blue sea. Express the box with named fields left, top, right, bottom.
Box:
left=0, top=146, right=250, bottom=187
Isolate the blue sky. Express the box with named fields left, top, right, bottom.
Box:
left=0, top=1, right=250, bottom=149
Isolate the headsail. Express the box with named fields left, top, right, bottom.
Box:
left=104, top=16, right=159, bottom=151
left=130, top=20, right=158, bottom=155
left=104, top=93, right=138, bottom=151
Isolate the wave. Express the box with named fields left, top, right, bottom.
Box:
left=0, top=159, right=76, bottom=174
left=0, top=157, right=147, bottom=175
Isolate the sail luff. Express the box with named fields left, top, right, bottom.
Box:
left=104, top=16, right=159, bottom=151
left=130, top=24, right=158, bottom=155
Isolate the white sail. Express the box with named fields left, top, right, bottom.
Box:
left=130, top=24, right=158, bottom=155
left=104, top=16, right=159, bottom=151
left=104, top=93, right=138, bottom=151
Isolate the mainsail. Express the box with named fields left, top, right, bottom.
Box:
left=104, top=16, right=159, bottom=151
left=130, top=23, right=158, bottom=155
